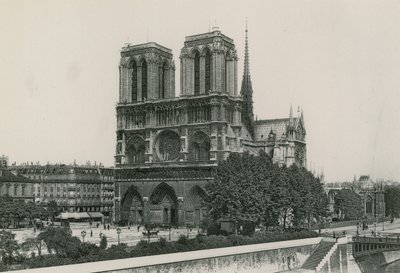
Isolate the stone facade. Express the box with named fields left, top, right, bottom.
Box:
left=115, top=28, right=307, bottom=226
left=6, top=164, right=114, bottom=219
left=0, top=168, right=35, bottom=202
left=326, top=175, right=385, bottom=219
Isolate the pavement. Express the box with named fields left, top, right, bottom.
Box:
left=10, top=222, right=202, bottom=252
left=319, top=218, right=400, bottom=237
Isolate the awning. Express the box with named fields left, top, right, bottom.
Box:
left=55, top=212, right=91, bottom=220
left=87, top=212, right=104, bottom=218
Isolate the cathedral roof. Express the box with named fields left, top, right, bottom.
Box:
left=240, top=122, right=254, bottom=142
left=254, top=118, right=300, bottom=142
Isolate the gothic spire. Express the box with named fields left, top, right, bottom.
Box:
left=244, top=19, right=250, bottom=77
left=240, top=19, right=255, bottom=138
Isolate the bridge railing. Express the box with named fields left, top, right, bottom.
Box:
left=353, top=235, right=400, bottom=244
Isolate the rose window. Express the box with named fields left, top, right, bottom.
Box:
left=156, top=130, right=180, bottom=162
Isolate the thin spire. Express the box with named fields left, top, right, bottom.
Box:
left=244, top=17, right=250, bottom=76
left=240, top=18, right=255, bottom=138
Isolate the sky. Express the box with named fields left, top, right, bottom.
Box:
left=1, top=0, right=400, bottom=182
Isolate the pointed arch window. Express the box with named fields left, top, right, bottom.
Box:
left=131, top=60, right=137, bottom=102
left=142, top=60, right=147, bottom=100
left=204, top=48, right=212, bottom=93
left=194, top=51, right=200, bottom=95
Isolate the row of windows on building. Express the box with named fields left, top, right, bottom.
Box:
left=0, top=183, right=102, bottom=196
left=21, top=168, right=100, bottom=175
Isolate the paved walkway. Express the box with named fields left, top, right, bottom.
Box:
left=10, top=222, right=202, bottom=249
left=319, top=218, right=400, bottom=237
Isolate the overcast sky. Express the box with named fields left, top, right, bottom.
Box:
left=1, top=0, right=400, bottom=182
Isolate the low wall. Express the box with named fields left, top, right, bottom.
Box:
left=12, top=237, right=321, bottom=273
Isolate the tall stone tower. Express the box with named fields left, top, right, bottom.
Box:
left=114, top=29, right=244, bottom=226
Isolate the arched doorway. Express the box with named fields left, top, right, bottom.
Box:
left=185, top=185, right=208, bottom=227
left=121, top=186, right=144, bottom=225
left=150, top=183, right=178, bottom=224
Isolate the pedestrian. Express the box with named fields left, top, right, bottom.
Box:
left=90, top=230, right=93, bottom=237
left=128, top=225, right=130, bottom=230
left=333, top=231, right=336, bottom=238
left=99, top=232, right=102, bottom=238
left=107, top=224, right=110, bottom=230
left=104, top=224, right=106, bottom=230
left=96, top=222, right=99, bottom=228
left=137, top=225, right=140, bottom=232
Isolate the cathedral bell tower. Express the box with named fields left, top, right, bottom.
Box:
left=180, top=27, right=238, bottom=96
left=119, top=42, right=175, bottom=103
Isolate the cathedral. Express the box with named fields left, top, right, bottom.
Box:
left=114, top=27, right=307, bottom=226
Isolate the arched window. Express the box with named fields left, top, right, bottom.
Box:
left=126, top=136, right=145, bottom=165
left=194, top=51, right=200, bottom=95
left=142, top=60, right=147, bottom=100
left=189, top=131, right=210, bottom=161
left=204, top=48, right=212, bottom=93
left=131, top=60, right=137, bottom=102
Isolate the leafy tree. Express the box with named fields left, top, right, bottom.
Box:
left=385, top=186, right=400, bottom=218
left=334, top=189, right=363, bottom=220
left=206, top=152, right=271, bottom=232
left=0, top=230, right=20, bottom=265
left=288, top=165, right=328, bottom=229
left=46, top=200, right=59, bottom=221
left=38, top=227, right=81, bottom=258
left=22, top=237, right=45, bottom=256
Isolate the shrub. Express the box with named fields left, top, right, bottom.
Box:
left=177, top=235, right=189, bottom=245
left=159, top=237, right=167, bottom=247
left=100, top=235, right=107, bottom=250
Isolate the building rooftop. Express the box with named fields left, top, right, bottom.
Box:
left=121, top=42, right=172, bottom=54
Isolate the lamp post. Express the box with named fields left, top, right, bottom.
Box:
left=116, top=227, right=121, bottom=245
left=81, top=230, right=87, bottom=243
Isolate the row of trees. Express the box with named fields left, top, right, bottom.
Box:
left=0, top=196, right=59, bottom=228
left=206, top=151, right=329, bottom=232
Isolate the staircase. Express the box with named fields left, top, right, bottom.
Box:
left=302, top=240, right=336, bottom=270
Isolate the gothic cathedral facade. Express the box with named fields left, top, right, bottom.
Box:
left=114, top=28, right=307, bottom=226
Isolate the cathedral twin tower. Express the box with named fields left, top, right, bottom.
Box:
left=114, top=27, right=306, bottom=226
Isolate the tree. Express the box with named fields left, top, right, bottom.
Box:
left=334, top=189, right=363, bottom=220
left=206, top=152, right=271, bottom=232
left=288, top=165, right=328, bottom=229
left=0, top=230, right=20, bottom=265
left=22, top=237, right=45, bottom=256
left=385, top=186, right=400, bottom=218
left=38, top=227, right=81, bottom=258
left=46, top=200, right=59, bottom=221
